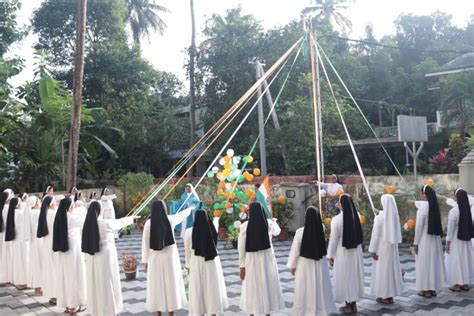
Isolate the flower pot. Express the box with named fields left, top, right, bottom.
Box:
left=231, top=240, right=238, bottom=249
left=277, top=228, right=289, bottom=241
left=218, top=227, right=228, bottom=239
left=124, top=270, right=137, bottom=281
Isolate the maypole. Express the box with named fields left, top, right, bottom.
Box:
left=307, top=19, right=323, bottom=215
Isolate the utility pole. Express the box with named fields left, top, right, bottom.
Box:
left=255, top=60, right=267, bottom=177
left=256, top=62, right=288, bottom=171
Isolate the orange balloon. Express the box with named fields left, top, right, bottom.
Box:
left=222, top=169, right=231, bottom=177
left=224, top=191, right=231, bottom=199
left=425, top=178, right=433, bottom=186
left=224, top=156, right=231, bottom=163
left=324, top=217, right=332, bottom=226
left=407, top=219, right=415, bottom=230
left=230, top=193, right=236, bottom=200
left=247, top=174, right=254, bottom=182
left=253, top=168, right=261, bottom=176
left=359, top=215, right=367, bottom=225
left=224, top=163, right=231, bottom=170
left=243, top=171, right=250, bottom=178
left=336, top=189, right=345, bottom=197
left=218, top=181, right=226, bottom=188
left=225, top=202, right=231, bottom=209
left=217, top=188, right=224, bottom=195
left=240, top=204, right=249, bottom=212
left=245, top=189, right=253, bottom=196
left=213, top=210, right=222, bottom=217
left=277, top=195, right=285, bottom=204
left=385, top=185, right=395, bottom=194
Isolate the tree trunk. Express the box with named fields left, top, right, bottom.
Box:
left=189, top=0, right=196, bottom=147
left=66, top=0, right=87, bottom=191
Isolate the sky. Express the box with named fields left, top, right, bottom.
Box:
left=7, top=0, right=474, bottom=87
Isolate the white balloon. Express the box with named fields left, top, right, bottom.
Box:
left=225, top=183, right=232, bottom=190
left=226, top=149, right=235, bottom=157
left=219, top=158, right=225, bottom=166
left=225, top=208, right=233, bottom=214
left=212, top=166, right=219, bottom=173
left=232, top=170, right=241, bottom=177
left=232, top=156, right=241, bottom=164
left=218, top=174, right=226, bottom=181
left=233, top=220, right=242, bottom=228
left=239, top=212, right=248, bottom=220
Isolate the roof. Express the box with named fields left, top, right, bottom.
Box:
left=426, top=53, right=474, bottom=77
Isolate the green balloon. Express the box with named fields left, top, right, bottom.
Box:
left=237, top=175, right=245, bottom=183
left=207, top=171, right=214, bottom=178
left=220, top=202, right=227, bottom=209
left=228, top=175, right=236, bottom=182
left=213, top=203, right=220, bottom=210
left=218, top=194, right=225, bottom=200
left=228, top=225, right=235, bottom=232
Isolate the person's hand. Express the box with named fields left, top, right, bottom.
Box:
left=437, top=194, right=448, bottom=200
left=291, top=268, right=296, bottom=276
left=329, top=258, right=334, bottom=267
left=272, top=217, right=277, bottom=222
left=371, top=253, right=379, bottom=261
left=132, top=216, right=140, bottom=222
left=240, top=267, right=246, bottom=281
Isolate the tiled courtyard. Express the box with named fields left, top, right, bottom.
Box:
left=1, top=231, right=474, bottom=315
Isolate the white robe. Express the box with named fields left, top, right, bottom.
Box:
left=287, top=227, right=336, bottom=316
left=184, top=228, right=228, bottom=315
left=327, top=213, right=364, bottom=303
left=55, top=212, right=87, bottom=308
left=369, top=212, right=403, bottom=298
left=11, top=206, right=29, bottom=285
left=0, top=205, right=13, bottom=283
left=85, top=216, right=134, bottom=316
left=39, top=209, right=58, bottom=298
left=238, top=219, right=284, bottom=314
left=414, top=201, right=446, bottom=291
left=27, top=208, right=43, bottom=288
left=445, top=201, right=472, bottom=286
left=142, top=207, right=192, bottom=312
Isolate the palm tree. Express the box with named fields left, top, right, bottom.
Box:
left=67, top=0, right=87, bottom=191
left=126, top=0, right=170, bottom=45
left=302, top=0, right=352, bottom=33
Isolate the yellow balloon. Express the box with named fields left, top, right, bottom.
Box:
left=247, top=156, right=254, bottom=163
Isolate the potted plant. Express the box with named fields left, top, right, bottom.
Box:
left=272, top=198, right=293, bottom=241
left=120, top=253, right=138, bottom=281
left=228, top=230, right=240, bottom=249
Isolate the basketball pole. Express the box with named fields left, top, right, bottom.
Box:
left=404, top=141, right=424, bottom=181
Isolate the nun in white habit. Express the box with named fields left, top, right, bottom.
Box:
left=82, top=201, right=137, bottom=316
left=53, top=197, right=87, bottom=314
left=7, top=194, right=31, bottom=289
left=26, top=196, right=43, bottom=295
left=0, top=189, right=14, bottom=284
left=238, top=201, right=284, bottom=315
left=142, top=200, right=193, bottom=314
left=37, top=196, right=58, bottom=304
left=287, top=206, right=336, bottom=316
left=327, top=194, right=364, bottom=314
left=5, top=197, right=26, bottom=288
left=100, top=187, right=117, bottom=220
left=445, top=188, right=473, bottom=292
left=369, top=194, right=403, bottom=304
left=412, top=185, right=446, bottom=298
left=184, top=209, right=228, bottom=315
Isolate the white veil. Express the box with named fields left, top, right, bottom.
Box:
left=381, top=194, right=402, bottom=244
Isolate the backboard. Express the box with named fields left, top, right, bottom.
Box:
left=397, top=115, right=428, bottom=142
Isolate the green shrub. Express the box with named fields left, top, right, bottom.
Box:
left=116, top=172, right=154, bottom=211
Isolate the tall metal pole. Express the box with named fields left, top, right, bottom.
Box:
left=309, top=24, right=322, bottom=213
left=255, top=60, right=268, bottom=176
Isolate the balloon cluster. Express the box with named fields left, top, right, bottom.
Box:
left=209, top=149, right=261, bottom=231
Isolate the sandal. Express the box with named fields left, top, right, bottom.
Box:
left=417, top=291, right=426, bottom=297
left=68, top=306, right=86, bottom=314
left=461, top=285, right=470, bottom=291
left=48, top=298, right=57, bottom=306
left=450, top=286, right=462, bottom=292
left=431, top=290, right=437, bottom=297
